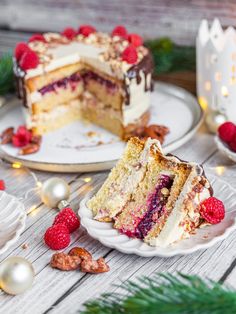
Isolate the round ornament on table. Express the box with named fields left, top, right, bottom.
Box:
left=41, top=177, right=70, bottom=208
left=0, top=257, right=34, bottom=295
left=205, top=111, right=227, bottom=133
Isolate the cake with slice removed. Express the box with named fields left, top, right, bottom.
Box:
left=88, top=137, right=225, bottom=247
left=13, top=25, right=153, bottom=140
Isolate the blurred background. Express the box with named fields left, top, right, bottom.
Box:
left=0, top=0, right=235, bottom=94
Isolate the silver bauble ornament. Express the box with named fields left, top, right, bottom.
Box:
left=205, top=110, right=227, bottom=133
left=41, top=177, right=70, bottom=208
left=0, top=257, right=34, bottom=295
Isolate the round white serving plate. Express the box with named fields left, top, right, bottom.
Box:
left=0, top=82, right=203, bottom=173
left=215, top=136, right=236, bottom=163
left=0, top=191, right=26, bottom=255
left=79, top=174, right=236, bottom=257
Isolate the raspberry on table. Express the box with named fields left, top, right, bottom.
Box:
left=44, top=223, right=70, bottom=250
left=229, top=137, right=236, bottom=152
left=0, top=180, right=5, bottom=190
left=218, top=122, right=236, bottom=143
left=111, top=25, right=128, bottom=39
left=200, top=197, right=225, bottom=224
left=53, top=207, right=80, bottom=233
left=122, top=45, right=138, bottom=64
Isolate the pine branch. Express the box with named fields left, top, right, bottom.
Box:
left=145, top=38, right=195, bottom=74
left=0, top=53, right=14, bottom=95
left=81, top=273, right=236, bottom=314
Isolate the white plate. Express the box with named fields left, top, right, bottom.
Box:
left=0, top=191, right=26, bottom=255
left=215, top=136, right=236, bottom=163
left=0, top=83, right=203, bottom=172
left=79, top=174, right=236, bottom=257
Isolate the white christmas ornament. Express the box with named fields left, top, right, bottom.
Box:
left=197, top=19, right=236, bottom=123
left=41, top=177, right=70, bottom=208
left=0, top=257, right=34, bottom=295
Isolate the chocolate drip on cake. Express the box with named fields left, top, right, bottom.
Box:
left=13, top=61, right=27, bottom=107
left=124, top=51, right=154, bottom=105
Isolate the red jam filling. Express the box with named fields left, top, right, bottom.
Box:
left=82, top=71, right=118, bottom=94
left=134, top=174, right=174, bottom=239
left=39, top=73, right=81, bottom=95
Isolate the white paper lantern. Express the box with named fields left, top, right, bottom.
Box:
left=197, top=19, right=236, bottom=124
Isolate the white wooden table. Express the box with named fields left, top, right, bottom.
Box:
left=0, top=124, right=236, bottom=314
left=0, top=28, right=236, bottom=313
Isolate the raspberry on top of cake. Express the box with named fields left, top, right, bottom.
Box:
left=14, top=25, right=153, bottom=139
left=88, top=137, right=225, bottom=247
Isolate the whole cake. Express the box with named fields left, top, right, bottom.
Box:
left=88, top=137, right=225, bottom=247
left=13, top=25, right=153, bottom=139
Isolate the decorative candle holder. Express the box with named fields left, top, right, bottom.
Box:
left=197, top=19, right=236, bottom=132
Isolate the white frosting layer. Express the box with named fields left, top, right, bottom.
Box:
left=146, top=148, right=211, bottom=247
left=123, top=72, right=151, bottom=126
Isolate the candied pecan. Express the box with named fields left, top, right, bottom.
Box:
left=144, top=125, right=169, bottom=144
left=69, top=247, right=92, bottom=261
left=50, top=252, right=81, bottom=271
left=31, top=134, right=42, bottom=145
left=1, top=127, right=14, bottom=144
left=80, top=257, right=110, bottom=274
left=19, top=143, right=40, bottom=155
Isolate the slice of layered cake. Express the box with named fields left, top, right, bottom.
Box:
left=14, top=26, right=153, bottom=140
left=88, top=138, right=225, bottom=247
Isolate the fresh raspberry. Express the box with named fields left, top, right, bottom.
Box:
left=53, top=207, right=80, bottom=233
left=122, top=45, right=138, bottom=64
left=218, top=122, right=236, bottom=143
left=111, top=25, right=128, bottom=39
left=14, top=42, right=30, bottom=61
left=78, top=25, right=96, bottom=37
left=229, top=137, right=236, bottom=152
left=19, top=50, right=39, bottom=70
left=0, top=180, right=5, bottom=190
left=12, top=125, right=32, bottom=147
left=44, top=223, right=70, bottom=250
left=28, top=33, right=46, bottom=43
left=61, top=27, right=77, bottom=40
left=200, top=197, right=225, bottom=224
left=128, top=33, right=143, bottom=47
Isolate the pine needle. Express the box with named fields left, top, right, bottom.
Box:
left=145, top=38, right=195, bottom=74
left=81, top=273, right=236, bottom=314
left=0, top=53, right=14, bottom=95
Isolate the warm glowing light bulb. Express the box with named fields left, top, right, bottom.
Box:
left=12, top=162, right=22, bottom=169
left=36, top=181, right=42, bottom=188
left=198, top=96, right=208, bottom=111
left=215, top=166, right=225, bottom=176
left=221, top=86, right=229, bottom=97
left=83, top=177, right=91, bottom=183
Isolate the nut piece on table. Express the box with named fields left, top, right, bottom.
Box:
left=50, top=252, right=81, bottom=271
left=69, top=247, right=92, bottom=261
left=80, top=257, right=110, bottom=274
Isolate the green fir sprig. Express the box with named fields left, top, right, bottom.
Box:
left=0, top=53, right=14, bottom=95
left=145, top=38, right=195, bottom=75
left=81, top=273, right=236, bottom=314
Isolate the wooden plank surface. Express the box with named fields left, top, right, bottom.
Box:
left=0, top=0, right=236, bottom=45
left=1, top=126, right=236, bottom=313
left=0, top=26, right=236, bottom=313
